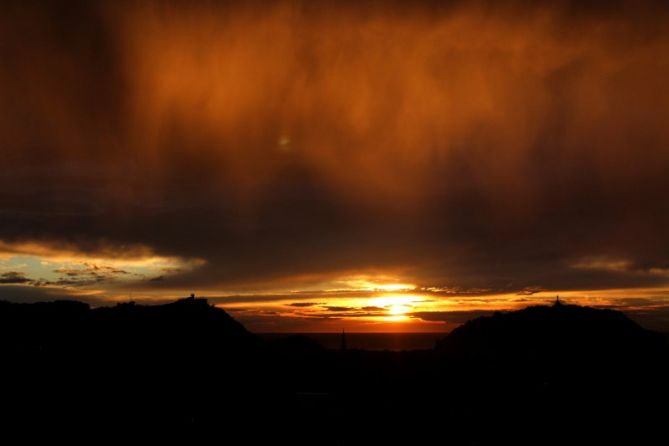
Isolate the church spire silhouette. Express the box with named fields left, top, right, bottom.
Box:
left=340, top=329, right=347, bottom=351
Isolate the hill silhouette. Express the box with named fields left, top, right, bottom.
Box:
left=437, top=300, right=667, bottom=366
left=0, top=297, right=667, bottom=444
left=0, top=296, right=256, bottom=351
left=0, top=297, right=269, bottom=440
left=430, top=301, right=669, bottom=444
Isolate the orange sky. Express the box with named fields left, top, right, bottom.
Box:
left=1, top=1, right=669, bottom=332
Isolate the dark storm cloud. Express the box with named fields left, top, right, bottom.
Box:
left=1, top=0, right=669, bottom=299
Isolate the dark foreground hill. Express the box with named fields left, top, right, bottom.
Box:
left=0, top=297, right=667, bottom=444
left=433, top=301, right=669, bottom=444
left=438, top=301, right=668, bottom=367
left=0, top=297, right=268, bottom=440
left=0, top=297, right=256, bottom=350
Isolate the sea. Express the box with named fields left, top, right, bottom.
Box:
left=259, top=332, right=449, bottom=351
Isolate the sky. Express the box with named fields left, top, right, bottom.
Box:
left=2, top=0, right=669, bottom=332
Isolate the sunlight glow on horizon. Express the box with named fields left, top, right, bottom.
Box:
left=203, top=287, right=669, bottom=332
left=3, top=248, right=669, bottom=333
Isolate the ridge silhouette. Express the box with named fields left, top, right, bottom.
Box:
left=0, top=297, right=667, bottom=444
left=437, top=301, right=667, bottom=365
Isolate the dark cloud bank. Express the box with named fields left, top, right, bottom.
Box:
left=1, top=0, right=668, bottom=300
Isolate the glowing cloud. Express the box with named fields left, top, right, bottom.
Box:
left=0, top=239, right=204, bottom=290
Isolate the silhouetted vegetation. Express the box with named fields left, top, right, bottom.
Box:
left=0, top=297, right=667, bottom=444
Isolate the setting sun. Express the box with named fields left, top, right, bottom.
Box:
left=388, top=304, right=410, bottom=315
left=365, top=294, right=422, bottom=321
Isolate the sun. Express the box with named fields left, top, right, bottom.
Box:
left=367, top=294, right=420, bottom=320
left=388, top=304, right=410, bottom=315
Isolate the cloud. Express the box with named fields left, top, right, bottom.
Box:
left=0, top=0, right=668, bottom=314
left=361, top=306, right=385, bottom=311
left=516, top=287, right=546, bottom=296
left=0, top=239, right=204, bottom=290
left=410, top=310, right=497, bottom=325
left=0, top=271, right=31, bottom=284
left=39, top=264, right=137, bottom=287
left=323, top=306, right=355, bottom=312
